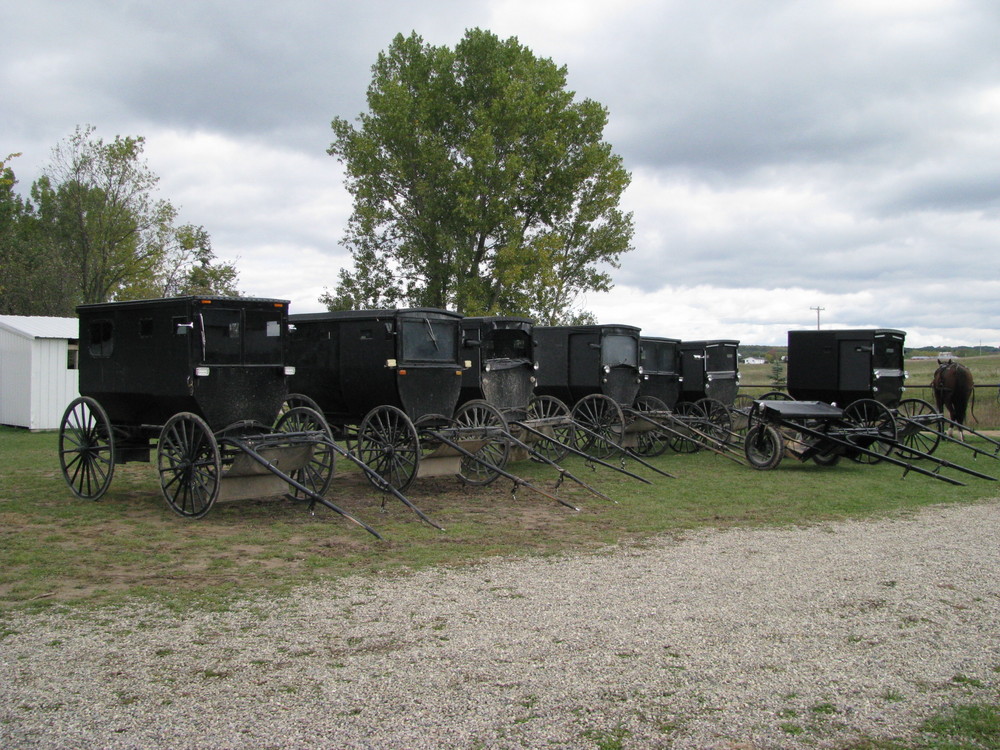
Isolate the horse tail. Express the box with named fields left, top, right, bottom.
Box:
left=969, top=382, right=978, bottom=424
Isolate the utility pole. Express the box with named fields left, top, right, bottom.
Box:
left=810, top=306, right=825, bottom=330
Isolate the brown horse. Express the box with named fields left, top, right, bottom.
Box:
left=932, top=359, right=975, bottom=437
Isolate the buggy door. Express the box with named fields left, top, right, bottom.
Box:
left=838, top=340, right=872, bottom=394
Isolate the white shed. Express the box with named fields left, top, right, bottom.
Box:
left=0, top=315, right=80, bottom=430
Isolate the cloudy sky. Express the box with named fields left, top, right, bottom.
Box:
left=4, top=0, right=999, bottom=346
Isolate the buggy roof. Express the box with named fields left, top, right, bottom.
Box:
left=535, top=323, right=640, bottom=335
left=77, top=296, right=289, bottom=313
left=641, top=335, right=682, bottom=344
left=787, top=328, right=905, bottom=338
left=290, top=308, right=462, bottom=323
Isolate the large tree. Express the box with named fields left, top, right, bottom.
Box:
left=324, top=29, right=633, bottom=322
left=0, top=154, right=74, bottom=315
left=10, top=126, right=241, bottom=311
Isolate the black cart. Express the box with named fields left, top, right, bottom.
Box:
left=57, top=297, right=375, bottom=531
left=289, top=309, right=512, bottom=492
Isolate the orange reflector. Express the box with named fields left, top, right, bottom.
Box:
left=455, top=371, right=463, bottom=376
left=399, top=369, right=407, bottom=375
left=274, top=303, right=284, bottom=308
left=199, top=299, right=212, bottom=304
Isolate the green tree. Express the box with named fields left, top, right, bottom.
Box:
left=0, top=154, right=76, bottom=315
left=324, top=29, right=633, bottom=322
left=32, top=125, right=176, bottom=305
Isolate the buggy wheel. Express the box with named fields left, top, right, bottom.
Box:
left=571, top=394, right=625, bottom=459
left=274, top=406, right=336, bottom=499
left=759, top=391, right=792, bottom=401
left=895, top=398, right=943, bottom=458
left=157, top=413, right=221, bottom=519
left=745, top=424, right=784, bottom=470
left=843, top=398, right=897, bottom=464
left=59, top=396, right=115, bottom=500
left=730, top=394, right=756, bottom=438
left=668, top=401, right=703, bottom=454
left=526, top=395, right=574, bottom=463
left=279, top=392, right=324, bottom=416
left=454, top=400, right=510, bottom=485
left=356, top=405, right=420, bottom=493
left=695, top=397, right=733, bottom=446
left=632, top=396, right=670, bottom=457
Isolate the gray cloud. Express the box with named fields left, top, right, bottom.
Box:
left=3, top=0, right=999, bottom=344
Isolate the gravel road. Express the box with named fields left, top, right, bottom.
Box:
left=2, top=500, right=999, bottom=749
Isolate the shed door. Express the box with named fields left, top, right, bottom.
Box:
left=838, top=341, right=872, bottom=392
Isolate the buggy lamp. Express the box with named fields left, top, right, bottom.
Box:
left=530, top=376, right=537, bottom=385
left=385, top=359, right=397, bottom=368
left=603, top=365, right=611, bottom=374
left=194, top=366, right=211, bottom=377
left=465, top=360, right=472, bottom=369
left=283, top=366, right=296, bottom=376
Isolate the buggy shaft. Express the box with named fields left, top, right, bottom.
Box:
left=221, top=437, right=384, bottom=539
left=512, top=421, right=653, bottom=484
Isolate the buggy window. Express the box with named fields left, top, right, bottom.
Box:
left=202, top=308, right=242, bottom=364
left=601, top=334, right=638, bottom=368
left=873, top=339, right=900, bottom=370
left=245, top=309, right=284, bottom=364
left=486, top=329, right=531, bottom=361
left=707, top=346, right=736, bottom=372
left=88, top=319, right=114, bottom=358
left=643, top=343, right=676, bottom=373
left=400, top=318, right=458, bottom=363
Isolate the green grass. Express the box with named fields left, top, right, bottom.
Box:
left=2, top=423, right=998, bottom=611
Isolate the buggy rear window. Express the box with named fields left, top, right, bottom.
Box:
left=707, top=346, right=736, bottom=372
left=601, top=334, right=638, bottom=368
left=643, top=343, right=676, bottom=373
left=485, top=329, right=531, bottom=361
left=244, top=309, right=284, bottom=364
left=202, top=308, right=242, bottom=364
left=400, top=318, right=458, bottom=363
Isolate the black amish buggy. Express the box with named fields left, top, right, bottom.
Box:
left=638, top=336, right=682, bottom=410
left=532, top=324, right=678, bottom=475
left=58, top=296, right=383, bottom=536
left=742, top=327, right=998, bottom=482
left=459, top=316, right=573, bottom=461
left=677, top=340, right=740, bottom=406
left=289, top=309, right=563, bottom=503
left=786, top=329, right=906, bottom=407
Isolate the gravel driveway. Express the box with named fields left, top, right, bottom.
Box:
left=2, top=500, right=999, bottom=749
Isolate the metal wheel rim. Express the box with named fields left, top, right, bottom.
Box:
left=526, top=395, right=573, bottom=463
left=843, top=399, right=897, bottom=464
left=632, top=395, right=670, bottom=457
left=157, top=413, right=221, bottom=519
left=745, top=424, right=783, bottom=469
left=571, top=394, right=624, bottom=459
left=454, top=400, right=509, bottom=485
left=894, top=398, right=943, bottom=459
left=59, top=396, right=115, bottom=500
left=356, top=405, right=420, bottom=492
left=274, top=406, right=336, bottom=498
left=668, top=401, right=703, bottom=453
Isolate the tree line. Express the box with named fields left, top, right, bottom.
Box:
left=0, top=125, right=239, bottom=317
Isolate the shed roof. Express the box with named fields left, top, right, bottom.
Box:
left=0, top=315, right=78, bottom=340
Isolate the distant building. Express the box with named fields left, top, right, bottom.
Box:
left=0, top=315, right=79, bottom=430
left=743, top=357, right=766, bottom=365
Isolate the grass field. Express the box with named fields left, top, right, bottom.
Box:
left=2, top=421, right=999, bottom=611
left=2, top=424, right=999, bottom=748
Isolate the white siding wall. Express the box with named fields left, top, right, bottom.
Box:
left=30, top=338, right=79, bottom=430
left=0, top=327, right=32, bottom=428
left=0, top=331, right=79, bottom=430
